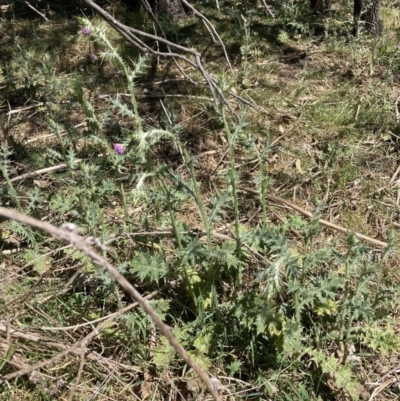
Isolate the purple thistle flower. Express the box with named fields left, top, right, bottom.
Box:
left=113, top=143, right=125, bottom=155
left=81, top=27, right=89, bottom=36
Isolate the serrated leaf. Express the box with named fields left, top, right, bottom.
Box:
left=320, top=354, right=339, bottom=374
left=282, top=319, right=303, bottom=356
left=363, top=324, right=400, bottom=355
left=188, top=350, right=211, bottom=371
left=152, top=336, right=174, bottom=368
left=335, top=365, right=360, bottom=400
left=130, top=252, right=168, bottom=283
left=25, top=249, right=52, bottom=274
left=193, top=327, right=214, bottom=354
left=228, top=360, right=242, bottom=374
left=313, top=299, right=337, bottom=316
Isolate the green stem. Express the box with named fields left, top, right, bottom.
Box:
left=146, top=156, right=160, bottom=222
left=181, top=145, right=211, bottom=249
left=1, top=166, right=22, bottom=212
left=221, top=109, right=241, bottom=260
left=254, top=144, right=267, bottom=225
left=119, top=182, right=129, bottom=221
left=338, top=247, right=354, bottom=344
left=294, top=287, right=301, bottom=325
left=164, top=185, right=195, bottom=302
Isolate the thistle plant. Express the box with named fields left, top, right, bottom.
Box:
left=113, top=143, right=124, bottom=155
left=78, top=18, right=143, bottom=135
left=221, top=108, right=245, bottom=272
left=0, top=145, right=22, bottom=212
left=253, top=140, right=273, bottom=226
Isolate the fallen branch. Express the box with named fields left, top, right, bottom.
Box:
left=0, top=207, right=221, bottom=401
left=0, top=102, right=44, bottom=116
left=8, top=161, right=81, bottom=183
left=261, top=0, right=275, bottom=17
left=0, top=313, right=139, bottom=384
left=79, top=0, right=232, bottom=112
left=24, top=1, right=47, bottom=20
left=241, top=188, right=388, bottom=248
left=180, top=0, right=233, bottom=74
left=40, top=288, right=160, bottom=331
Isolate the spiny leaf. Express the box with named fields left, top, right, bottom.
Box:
left=130, top=252, right=169, bottom=283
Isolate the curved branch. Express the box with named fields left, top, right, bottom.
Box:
left=79, top=0, right=233, bottom=112
left=180, top=0, right=233, bottom=74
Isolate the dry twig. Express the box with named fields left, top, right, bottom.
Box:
left=7, top=161, right=82, bottom=184
left=240, top=188, right=388, bottom=248
left=0, top=207, right=221, bottom=401
left=0, top=323, right=142, bottom=373
left=79, top=0, right=232, bottom=112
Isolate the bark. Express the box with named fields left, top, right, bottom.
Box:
left=147, top=0, right=186, bottom=20
left=360, top=0, right=382, bottom=35
left=354, top=0, right=383, bottom=35
left=311, top=0, right=382, bottom=36
left=310, top=0, right=332, bottom=18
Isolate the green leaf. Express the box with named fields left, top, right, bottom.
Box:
left=320, top=354, right=339, bottom=374
left=193, top=326, right=214, bottom=354
left=152, top=326, right=187, bottom=368
left=152, top=336, right=174, bottom=368
left=188, top=350, right=211, bottom=371
left=335, top=365, right=361, bottom=400
left=282, top=319, right=304, bottom=357
left=363, top=324, right=400, bottom=355
left=228, top=360, right=242, bottom=374
left=25, top=249, right=52, bottom=274
left=130, top=252, right=168, bottom=283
